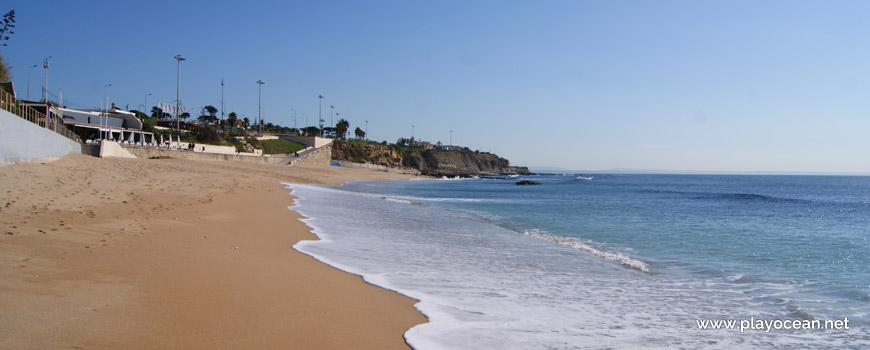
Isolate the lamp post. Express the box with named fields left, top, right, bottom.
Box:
left=220, top=78, right=225, bottom=122
left=257, top=80, right=265, bottom=137
left=317, top=95, right=324, bottom=136
left=42, top=56, right=51, bottom=103
left=291, top=108, right=296, bottom=133
left=26, top=64, right=38, bottom=100
left=174, top=54, right=186, bottom=130
left=260, top=107, right=266, bottom=134
left=450, top=129, right=453, bottom=147
left=144, top=93, right=151, bottom=117
left=412, top=124, right=415, bottom=140
left=334, top=112, right=340, bottom=138
left=365, top=120, right=368, bottom=140
left=330, top=105, right=334, bottom=137
left=103, top=83, right=112, bottom=140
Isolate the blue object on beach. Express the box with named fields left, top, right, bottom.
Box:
left=330, top=161, right=341, bottom=166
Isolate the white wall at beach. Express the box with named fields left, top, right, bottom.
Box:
left=0, top=109, right=81, bottom=166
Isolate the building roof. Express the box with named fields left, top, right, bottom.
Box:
left=57, top=107, right=143, bottom=130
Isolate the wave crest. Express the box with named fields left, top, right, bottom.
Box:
left=383, top=197, right=422, bottom=205
left=521, top=230, right=652, bottom=274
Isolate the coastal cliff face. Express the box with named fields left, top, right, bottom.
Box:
left=332, top=141, right=529, bottom=176
left=332, top=141, right=404, bottom=168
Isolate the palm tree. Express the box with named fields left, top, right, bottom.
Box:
left=354, top=127, right=365, bottom=140
left=335, top=119, right=350, bottom=140
left=227, top=112, right=238, bottom=129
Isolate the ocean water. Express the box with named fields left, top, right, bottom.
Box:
left=286, top=175, right=870, bottom=349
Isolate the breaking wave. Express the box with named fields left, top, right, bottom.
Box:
left=520, top=230, right=652, bottom=274
left=383, top=197, right=422, bottom=205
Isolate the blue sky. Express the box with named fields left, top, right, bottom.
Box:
left=4, top=0, right=870, bottom=173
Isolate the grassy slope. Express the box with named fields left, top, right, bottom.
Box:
left=259, top=139, right=306, bottom=154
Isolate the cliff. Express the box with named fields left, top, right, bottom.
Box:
left=332, top=141, right=529, bottom=177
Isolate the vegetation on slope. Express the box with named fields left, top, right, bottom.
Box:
left=259, top=139, right=305, bottom=154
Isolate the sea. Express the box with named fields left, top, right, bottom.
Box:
left=285, top=174, right=870, bottom=349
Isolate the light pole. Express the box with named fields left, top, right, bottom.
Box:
left=42, top=56, right=51, bottom=103
left=317, top=95, right=324, bottom=136
left=257, top=80, right=265, bottom=137
left=450, top=129, right=453, bottom=147
left=174, top=54, right=186, bottom=130
left=291, top=109, right=296, bottom=133
left=334, top=112, right=340, bottom=138
left=260, top=107, right=266, bottom=134
left=365, top=120, right=368, bottom=140
left=220, top=78, right=225, bottom=122
left=104, top=83, right=112, bottom=140
left=330, top=105, right=334, bottom=137
left=26, top=64, right=38, bottom=100
left=412, top=124, right=415, bottom=140
left=144, top=93, right=151, bottom=117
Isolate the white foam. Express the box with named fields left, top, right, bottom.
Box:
left=384, top=197, right=422, bottom=205
left=282, top=182, right=864, bottom=350
left=520, top=230, right=652, bottom=273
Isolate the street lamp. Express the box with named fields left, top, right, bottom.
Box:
left=412, top=124, right=415, bottom=140
left=317, top=95, right=324, bottom=136
left=257, top=80, right=265, bottom=137
left=144, top=93, right=151, bottom=117
left=365, top=120, right=368, bottom=141
left=291, top=108, right=296, bottom=133
left=330, top=105, right=334, bottom=137
left=334, top=112, right=340, bottom=138
left=260, top=107, right=266, bottom=134
left=174, top=54, right=186, bottom=130
left=450, top=129, right=453, bottom=147
left=42, top=56, right=51, bottom=103
left=103, top=83, right=112, bottom=140
left=26, top=64, right=38, bottom=100
left=220, top=78, right=225, bottom=122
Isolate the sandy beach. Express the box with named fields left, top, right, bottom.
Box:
left=0, top=154, right=425, bottom=349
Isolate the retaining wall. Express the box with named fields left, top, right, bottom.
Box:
left=0, top=109, right=82, bottom=166
left=122, top=147, right=294, bottom=164
left=289, top=147, right=332, bottom=167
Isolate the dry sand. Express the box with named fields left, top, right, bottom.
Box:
left=0, top=153, right=426, bottom=349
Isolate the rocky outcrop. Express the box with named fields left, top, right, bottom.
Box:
left=332, top=141, right=530, bottom=177
left=332, top=141, right=404, bottom=168
left=402, top=149, right=524, bottom=176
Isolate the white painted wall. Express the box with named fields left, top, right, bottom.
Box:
left=179, top=143, right=238, bottom=154
left=99, top=140, right=136, bottom=158
left=0, top=109, right=82, bottom=166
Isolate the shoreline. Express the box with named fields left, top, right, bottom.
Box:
left=0, top=154, right=426, bottom=349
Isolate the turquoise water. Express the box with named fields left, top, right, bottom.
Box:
left=288, top=175, right=870, bottom=349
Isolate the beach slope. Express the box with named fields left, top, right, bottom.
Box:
left=0, top=154, right=425, bottom=349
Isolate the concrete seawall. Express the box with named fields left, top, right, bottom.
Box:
left=0, top=109, right=82, bottom=166
left=122, top=147, right=295, bottom=165
left=289, top=147, right=332, bottom=167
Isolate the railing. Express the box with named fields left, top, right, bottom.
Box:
left=0, top=87, right=81, bottom=143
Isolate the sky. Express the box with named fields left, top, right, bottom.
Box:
left=4, top=0, right=870, bottom=173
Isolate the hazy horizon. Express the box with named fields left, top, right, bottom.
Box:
left=5, top=0, right=870, bottom=173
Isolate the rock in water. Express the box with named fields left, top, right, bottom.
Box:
left=516, top=180, right=541, bottom=185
